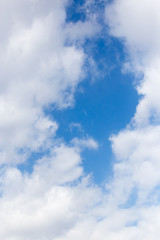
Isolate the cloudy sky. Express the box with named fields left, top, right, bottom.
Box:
left=0, top=0, right=160, bottom=239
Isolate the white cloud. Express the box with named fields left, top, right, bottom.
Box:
left=0, top=1, right=103, bottom=239
left=0, top=141, right=102, bottom=240
left=106, top=0, right=160, bottom=200
left=0, top=0, right=93, bottom=164
left=106, top=0, right=160, bottom=128
left=102, top=0, right=160, bottom=239
left=71, top=137, right=98, bottom=150
left=69, top=122, right=84, bottom=133
left=65, top=19, right=100, bottom=44
left=106, top=0, right=160, bottom=61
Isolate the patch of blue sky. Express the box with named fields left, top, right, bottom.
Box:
left=66, top=0, right=86, bottom=23
left=66, top=0, right=105, bottom=24
left=119, top=184, right=160, bottom=209
left=149, top=111, right=160, bottom=126
left=125, top=220, right=138, bottom=228
left=143, top=185, right=160, bottom=207
left=22, top=0, right=139, bottom=184
left=120, top=186, right=138, bottom=209
left=43, top=1, right=139, bottom=184
left=18, top=149, right=50, bottom=174
left=50, top=41, right=138, bottom=184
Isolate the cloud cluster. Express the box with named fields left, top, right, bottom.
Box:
left=0, top=0, right=102, bottom=239
left=1, top=0, right=160, bottom=239
left=106, top=0, right=160, bottom=200
left=0, top=141, right=101, bottom=240
left=104, top=0, right=160, bottom=238
left=106, top=0, right=160, bottom=127
left=0, top=0, right=87, bottom=164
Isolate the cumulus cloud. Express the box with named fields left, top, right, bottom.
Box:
left=103, top=0, right=160, bottom=239
left=0, top=0, right=102, bottom=239
left=106, top=0, right=160, bottom=127
left=0, top=140, right=101, bottom=240
left=106, top=0, right=160, bottom=198
left=1, top=0, right=160, bottom=239
left=0, top=0, right=88, bottom=164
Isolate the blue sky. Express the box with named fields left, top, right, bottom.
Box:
left=1, top=0, right=160, bottom=239
left=52, top=37, right=138, bottom=183
left=50, top=0, right=139, bottom=183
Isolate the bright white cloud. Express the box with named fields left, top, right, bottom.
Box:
left=103, top=0, right=160, bottom=239
left=106, top=0, right=160, bottom=60
left=0, top=0, right=103, bottom=239
left=106, top=0, right=160, bottom=198
left=0, top=0, right=88, bottom=164
left=0, top=140, right=101, bottom=240
left=106, top=0, right=160, bottom=127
